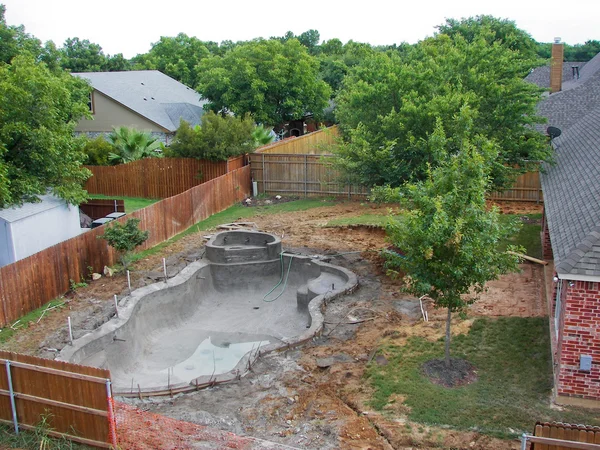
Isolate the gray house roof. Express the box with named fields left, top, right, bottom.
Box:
left=0, top=195, right=68, bottom=223
left=526, top=61, right=587, bottom=89
left=538, top=52, right=600, bottom=279
left=73, top=71, right=207, bottom=132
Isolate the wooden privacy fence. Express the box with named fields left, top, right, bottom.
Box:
left=0, top=166, right=251, bottom=327
left=80, top=199, right=125, bottom=220
left=84, top=155, right=246, bottom=199
left=256, top=126, right=339, bottom=155
left=251, top=152, right=542, bottom=202
left=489, top=171, right=543, bottom=203
left=250, top=153, right=369, bottom=198
left=0, top=351, right=115, bottom=448
left=526, top=422, right=600, bottom=449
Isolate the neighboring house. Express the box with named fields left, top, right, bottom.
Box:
left=72, top=70, right=207, bottom=144
left=536, top=40, right=600, bottom=407
left=0, top=195, right=82, bottom=267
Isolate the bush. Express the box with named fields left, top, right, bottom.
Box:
left=99, top=218, right=149, bottom=268
left=81, top=135, right=113, bottom=165
left=168, top=112, right=255, bottom=161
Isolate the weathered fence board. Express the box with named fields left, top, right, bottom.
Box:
left=80, top=199, right=125, bottom=220
left=256, top=127, right=339, bottom=155
left=251, top=152, right=542, bottom=203
left=0, top=351, right=113, bottom=448
left=84, top=155, right=245, bottom=199
left=532, top=422, right=600, bottom=449
left=250, top=153, right=369, bottom=198
left=0, top=166, right=251, bottom=327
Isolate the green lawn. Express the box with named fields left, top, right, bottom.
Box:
left=366, top=317, right=600, bottom=438
left=88, top=194, right=159, bottom=213
left=499, top=214, right=542, bottom=259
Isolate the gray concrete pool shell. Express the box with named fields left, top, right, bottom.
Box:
left=59, top=230, right=358, bottom=397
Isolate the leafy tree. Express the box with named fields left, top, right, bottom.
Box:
left=131, top=33, right=211, bottom=87
left=335, top=28, right=548, bottom=190
left=536, top=40, right=600, bottom=61
left=60, top=37, right=108, bottom=72
left=196, top=39, right=331, bottom=126
left=0, top=54, right=91, bottom=207
left=0, top=5, right=44, bottom=64
left=436, top=15, right=539, bottom=59
left=168, top=112, right=255, bottom=161
left=100, top=218, right=149, bottom=268
left=105, top=53, right=131, bottom=71
left=81, top=136, right=113, bottom=165
left=107, top=127, right=162, bottom=164
left=382, top=111, right=521, bottom=367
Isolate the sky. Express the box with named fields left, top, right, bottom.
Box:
left=3, top=0, right=599, bottom=58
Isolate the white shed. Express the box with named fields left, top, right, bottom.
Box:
left=0, top=195, right=82, bottom=267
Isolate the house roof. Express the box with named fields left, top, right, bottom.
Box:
left=526, top=61, right=587, bottom=89
left=538, top=52, right=600, bottom=279
left=0, top=195, right=68, bottom=223
left=72, top=71, right=207, bottom=132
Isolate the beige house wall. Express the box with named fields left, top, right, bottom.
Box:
left=75, top=90, right=167, bottom=133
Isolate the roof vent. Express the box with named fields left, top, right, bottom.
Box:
left=151, top=97, right=155, bottom=100
left=143, top=97, right=147, bottom=101
left=572, top=66, right=580, bottom=79
left=547, top=126, right=562, bottom=139
left=141, top=82, right=145, bottom=85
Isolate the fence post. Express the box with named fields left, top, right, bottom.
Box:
left=106, top=380, right=118, bottom=448
left=262, top=153, right=266, bottom=194
left=5, top=360, right=19, bottom=434
left=304, top=155, right=308, bottom=198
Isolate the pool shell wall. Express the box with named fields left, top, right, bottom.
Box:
left=59, top=232, right=357, bottom=396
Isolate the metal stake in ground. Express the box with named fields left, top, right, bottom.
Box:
left=163, top=258, right=167, bottom=283
left=127, top=270, right=132, bottom=294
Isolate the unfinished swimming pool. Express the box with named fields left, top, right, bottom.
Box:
left=59, top=230, right=357, bottom=396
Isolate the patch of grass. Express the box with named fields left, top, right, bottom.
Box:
left=0, top=298, right=67, bottom=344
left=128, top=198, right=337, bottom=264
left=325, top=213, right=389, bottom=228
left=366, top=317, right=600, bottom=438
left=499, top=214, right=543, bottom=258
left=88, top=194, right=159, bottom=213
left=0, top=420, right=89, bottom=449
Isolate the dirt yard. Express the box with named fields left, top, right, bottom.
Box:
left=0, top=200, right=546, bottom=449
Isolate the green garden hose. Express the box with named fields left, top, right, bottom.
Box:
left=263, top=252, right=294, bottom=302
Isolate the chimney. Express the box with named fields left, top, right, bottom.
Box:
left=550, top=37, right=564, bottom=94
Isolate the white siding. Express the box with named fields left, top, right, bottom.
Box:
left=1, top=204, right=81, bottom=267
left=0, top=219, right=14, bottom=267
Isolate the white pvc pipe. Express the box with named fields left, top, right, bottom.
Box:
left=163, top=258, right=167, bottom=282
left=113, top=295, right=119, bottom=318
left=127, top=270, right=131, bottom=294
left=67, top=316, right=73, bottom=345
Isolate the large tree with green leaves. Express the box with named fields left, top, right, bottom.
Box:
left=196, top=38, right=331, bottom=126
left=167, top=112, right=255, bottom=161
left=0, top=54, right=91, bottom=207
left=335, top=21, right=549, bottom=190
left=381, top=110, right=521, bottom=368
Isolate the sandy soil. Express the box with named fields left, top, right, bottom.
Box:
left=0, top=200, right=545, bottom=449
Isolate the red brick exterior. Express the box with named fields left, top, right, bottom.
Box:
left=542, top=209, right=554, bottom=260
left=556, top=280, right=600, bottom=400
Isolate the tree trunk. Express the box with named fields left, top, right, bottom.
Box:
left=445, top=306, right=452, bottom=368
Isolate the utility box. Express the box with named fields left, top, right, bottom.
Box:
left=580, top=354, right=592, bottom=372
left=105, top=212, right=126, bottom=220
left=91, top=217, right=114, bottom=229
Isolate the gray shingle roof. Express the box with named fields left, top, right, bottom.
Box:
left=72, top=71, right=207, bottom=132
left=0, top=195, right=67, bottom=223
left=540, top=97, right=600, bottom=278
left=526, top=61, right=587, bottom=89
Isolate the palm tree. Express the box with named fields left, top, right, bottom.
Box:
left=107, top=127, right=163, bottom=164
left=252, top=124, right=276, bottom=147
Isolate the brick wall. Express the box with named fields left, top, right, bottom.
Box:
left=542, top=209, right=554, bottom=260
left=557, top=280, right=600, bottom=400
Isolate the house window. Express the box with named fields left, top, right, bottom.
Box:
left=88, top=92, right=95, bottom=115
